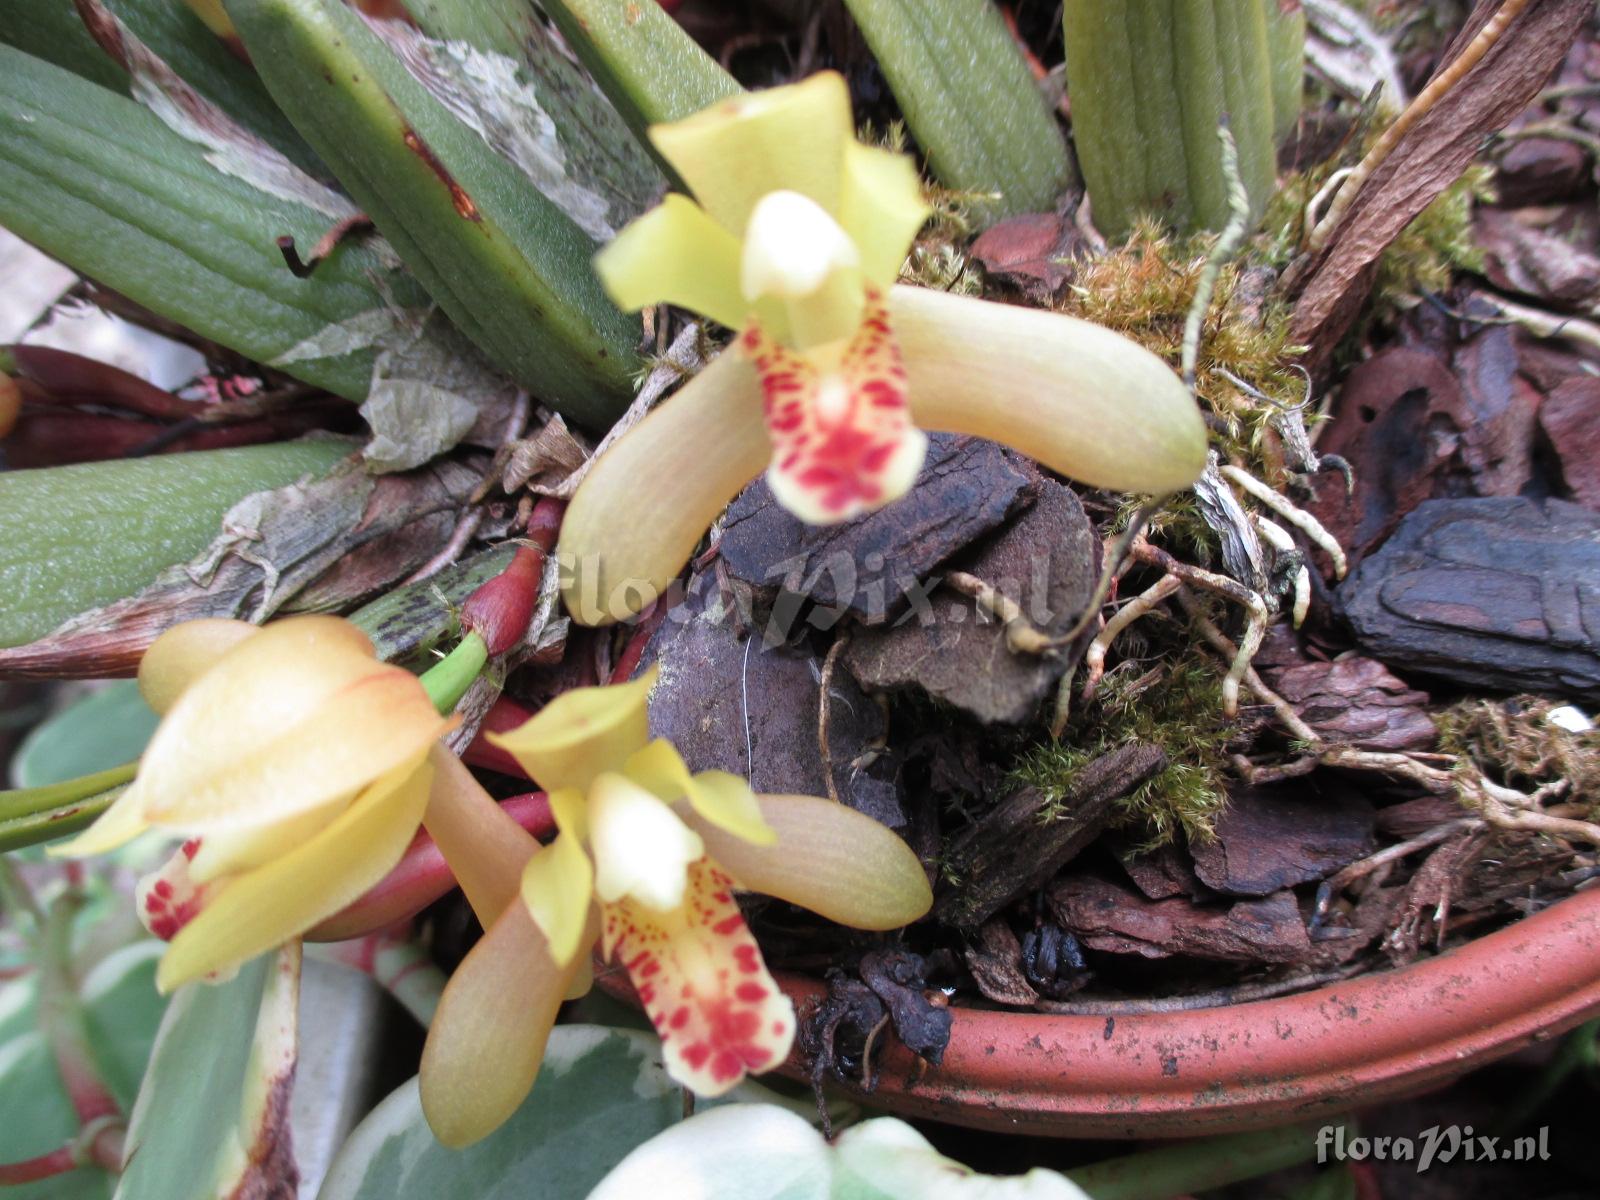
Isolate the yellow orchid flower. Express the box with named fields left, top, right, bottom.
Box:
left=562, top=70, right=1208, bottom=624
left=418, top=666, right=932, bottom=1148
left=54, top=615, right=458, bottom=994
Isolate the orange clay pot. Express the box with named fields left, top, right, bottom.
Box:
left=601, top=886, right=1600, bottom=1135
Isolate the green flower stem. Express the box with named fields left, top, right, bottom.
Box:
left=420, top=630, right=490, bottom=715
left=37, top=889, right=122, bottom=1126
left=1065, top=1119, right=1332, bottom=1200
left=0, top=766, right=136, bottom=854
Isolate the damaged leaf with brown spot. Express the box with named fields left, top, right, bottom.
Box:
left=229, top=0, right=643, bottom=430
left=114, top=946, right=302, bottom=1200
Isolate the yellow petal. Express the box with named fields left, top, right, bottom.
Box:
left=740, top=191, right=859, bottom=300
left=625, top=741, right=775, bottom=846
left=155, top=753, right=434, bottom=992
left=137, top=618, right=260, bottom=715
left=685, top=772, right=776, bottom=848
left=486, top=668, right=658, bottom=792
left=50, top=782, right=149, bottom=858
left=185, top=792, right=349, bottom=885
left=558, top=352, right=770, bottom=626
left=892, top=285, right=1209, bottom=495
left=602, top=858, right=794, bottom=1095
left=420, top=901, right=584, bottom=1147
left=649, top=72, right=852, bottom=235
left=589, top=773, right=703, bottom=911
left=422, top=745, right=539, bottom=925
left=741, top=192, right=864, bottom=351
left=680, top=793, right=931, bottom=931
left=138, top=616, right=453, bottom=830
left=519, top=789, right=594, bottom=969
left=836, top=141, right=931, bottom=289
left=594, top=194, right=748, bottom=330
left=621, top=737, right=695, bottom=802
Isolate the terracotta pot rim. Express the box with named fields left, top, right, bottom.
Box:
left=758, top=886, right=1600, bottom=1136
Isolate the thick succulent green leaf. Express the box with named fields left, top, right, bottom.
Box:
left=0, top=46, right=427, bottom=400
left=316, top=1027, right=801, bottom=1200
left=402, top=0, right=665, bottom=232
left=11, top=683, right=159, bottom=789
left=535, top=0, right=740, bottom=140
left=0, top=441, right=349, bottom=649
left=1265, top=0, right=1306, bottom=144
left=0, top=0, right=320, bottom=171
left=0, top=943, right=167, bottom=1200
left=840, top=0, right=1075, bottom=224
left=115, top=946, right=301, bottom=1200
left=228, top=0, right=642, bottom=429
left=1062, top=0, right=1278, bottom=235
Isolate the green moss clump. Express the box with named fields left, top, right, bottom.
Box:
left=1011, top=648, right=1236, bottom=847
left=1058, top=220, right=1306, bottom=461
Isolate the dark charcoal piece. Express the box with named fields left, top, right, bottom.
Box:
left=718, top=433, right=1032, bottom=626
left=844, top=476, right=1101, bottom=724
left=1337, top=497, right=1600, bottom=701
left=642, top=574, right=906, bottom=829
left=1188, top=786, right=1376, bottom=897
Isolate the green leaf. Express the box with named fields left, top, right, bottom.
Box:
left=585, top=1104, right=831, bottom=1200
left=1265, top=0, right=1306, bottom=144
left=0, top=0, right=320, bottom=170
left=832, top=1119, right=1089, bottom=1199
left=79, top=942, right=168, bottom=1110
left=839, top=0, right=1075, bottom=224
left=585, top=1107, right=1093, bottom=1200
left=228, top=0, right=643, bottom=430
left=317, top=1026, right=799, bottom=1200
left=1062, top=0, right=1278, bottom=235
left=0, top=46, right=428, bottom=400
left=401, top=0, right=665, bottom=232
left=11, top=684, right=159, bottom=789
left=0, top=441, right=350, bottom=648
left=0, top=1026, right=112, bottom=1200
left=115, top=946, right=301, bottom=1200
left=534, top=0, right=740, bottom=146
left=0, top=942, right=168, bottom=1200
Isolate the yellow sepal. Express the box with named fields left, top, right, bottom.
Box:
left=593, top=194, right=746, bottom=330
left=649, top=71, right=853, bottom=235
left=486, top=665, right=658, bottom=792
left=518, top=788, right=594, bottom=969
left=156, top=752, right=435, bottom=992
